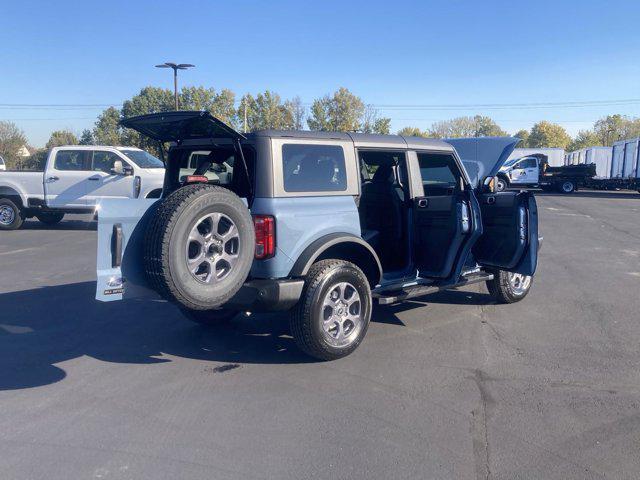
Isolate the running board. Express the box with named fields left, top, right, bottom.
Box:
left=373, top=272, right=494, bottom=306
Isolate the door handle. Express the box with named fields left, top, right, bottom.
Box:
left=417, top=198, right=429, bottom=208
left=88, top=175, right=101, bottom=181
left=46, top=176, right=59, bottom=182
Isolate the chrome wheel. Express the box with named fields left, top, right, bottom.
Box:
left=321, top=282, right=363, bottom=347
left=0, top=205, right=15, bottom=226
left=496, top=178, right=507, bottom=192
left=185, top=212, right=240, bottom=284
left=561, top=181, right=574, bottom=193
left=508, top=272, right=531, bottom=295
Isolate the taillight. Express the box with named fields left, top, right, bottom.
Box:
left=253, top=215, right=275, bottom=259
left=185, top=175, right=209, bottom=184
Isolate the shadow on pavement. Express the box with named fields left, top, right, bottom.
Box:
left=0, top=281, right=498, bottom=391
left=0, top=282, right=311, bottom=391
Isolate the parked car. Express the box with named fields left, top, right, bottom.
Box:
left=0, top=155, right=6, bottom=171
left=96, top=111, right=540, bottom=361
left=0, top=146, right=165, bottom=230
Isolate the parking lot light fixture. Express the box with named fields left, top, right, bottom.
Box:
left=155, top=62, right=195, bottom=110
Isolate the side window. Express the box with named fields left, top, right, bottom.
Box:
left=282, top=144, right=347, bottom=192
left=91, top=151, right=123, bottom=173
left=54, top=150, right=89, bottom=171
left=416, top=152, right=461, bottom=194
left=524, top=158, right=537, bottom=168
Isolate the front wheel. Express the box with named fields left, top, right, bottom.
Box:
left=0, top=198, right=24, bottom=230
left=486, top=270, right=533, bottom=303
left=36, top=212, right=65, bottom=225
left=495, top=177, right=508, bottom=192
left=290, top=259, right=372, bottom=361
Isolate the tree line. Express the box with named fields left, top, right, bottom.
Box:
left=1, top=85, right=639, bottom=169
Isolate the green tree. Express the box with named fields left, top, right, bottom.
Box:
left=397, top=126, right=429, bottom=137
left=567, top=130, right=601, bottom=151
left=428, top=115, right=506, bottom=138
left=513, top=129, right=530, bottom=147
left=594, top=114, right=640, bottom=146
left=361, top=105, right=391, bottom=134
left=238, top=91, right=293, bottom=131
left=179, top=86, right=236, bottom=127
left=46, top=130, right=78, bottom=149
left=283, top=96, right=306, bottom=130
left=308, top=87, right=365, bottom=132
left=0, top=121, right=27, bottom=169
left=527, top=121, right=571, bottom=148
left=93, top=107, right=123, bottom=146
left=79, top=129, right=95, bottom=145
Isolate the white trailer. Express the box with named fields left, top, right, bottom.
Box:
left=507, top=148, right=565, bottom=167
left=611, top=137, right=640, bottom=180
left=564, top=147, right=612, bottom=179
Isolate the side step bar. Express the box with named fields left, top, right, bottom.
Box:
left=373, top=272, right=494, bottom=306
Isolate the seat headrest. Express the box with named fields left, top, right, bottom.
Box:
left=372, top=164, right=394, bottom=183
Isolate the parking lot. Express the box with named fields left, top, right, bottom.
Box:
left=1, top=191, right=639, bottom=479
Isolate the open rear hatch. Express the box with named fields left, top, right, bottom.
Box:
left=120, top=111, right=245, bottom=143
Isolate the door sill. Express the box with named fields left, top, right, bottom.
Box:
left=373, top=272, right=493, bottom=306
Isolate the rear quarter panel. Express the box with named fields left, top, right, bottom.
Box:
left=250, top=196, right=361, bottom=279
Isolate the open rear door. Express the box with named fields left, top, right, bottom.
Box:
left=446, top=137, right=538, bottom=276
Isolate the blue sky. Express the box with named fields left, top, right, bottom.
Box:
left=2, top=0, right=639, bottom=146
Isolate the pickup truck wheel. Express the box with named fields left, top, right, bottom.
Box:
left=36, top=212, right=64, bottom=225
left=559, top=180, right=575, bottom=194
left=181, top=307, right=240, bottom=325
left=486, top=269, right=533, bottom=303
left=144, top=184, right=254, bottom=311
left=290, top=259, right=372, bottom=361
left=0, top=198, right=24, bottom=230
left=495, top=177, right=508, bottom=192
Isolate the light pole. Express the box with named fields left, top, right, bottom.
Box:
left=155, top=62, right=195, bottom=110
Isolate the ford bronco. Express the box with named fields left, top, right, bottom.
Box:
left=96, top=111, right=540, bottom=360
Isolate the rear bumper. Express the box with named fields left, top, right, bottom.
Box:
left=225, top=278, right=305, bottom=312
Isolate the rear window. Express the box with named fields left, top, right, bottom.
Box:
left=54, top=150, right=89, bottom=171
left=282, top=144, right=347, bottom=192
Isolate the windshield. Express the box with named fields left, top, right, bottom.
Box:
left=121, top=150, right=164, bottom=169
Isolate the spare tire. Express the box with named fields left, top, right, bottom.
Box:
left=144, top=184, right=254, bottom=310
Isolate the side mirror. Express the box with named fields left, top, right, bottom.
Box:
left=111, top=160, right=124, bottom=175
left=482, top=176, right=496, bottom=193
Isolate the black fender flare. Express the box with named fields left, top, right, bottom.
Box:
left=289, top=233, right=383, bottom=287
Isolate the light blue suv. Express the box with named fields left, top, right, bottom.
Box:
left=96, top=111, right=539, bottom=360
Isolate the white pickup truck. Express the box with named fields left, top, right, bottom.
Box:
left=0, top=145, right=165, bottom=230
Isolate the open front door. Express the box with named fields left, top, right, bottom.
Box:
left=473, top=191, right=538, bottom=276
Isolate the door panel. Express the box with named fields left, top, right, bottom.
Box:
left=86, top=151, right=134, bottom=206
left=414, top=194, right=469, bottom=278
left=473, top=191, right=538, bottom=275
left=44, top=150, right=92, bottom=208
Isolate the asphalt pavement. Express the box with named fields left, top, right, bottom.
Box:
left=1, top=190, right=639, bottom=480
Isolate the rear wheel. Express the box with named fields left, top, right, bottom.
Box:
left=558, top=180, right=575, bottom=194
left=0, top=198, right=24, bottom=230
left=486, top=269, right=533, bottom=303
left=290, top=259, right=372, bottom=361
left=36, top=212, right=64, bottom=225
left=144, top=184, right=254, bottom=311
left=181, top=307, right=240, bottom=325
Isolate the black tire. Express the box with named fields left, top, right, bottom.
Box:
left=558, top=180, right=575, bottom=194
left=144, top=184, right=254, bottom=310
left=36, top=212, right=65, bottom=225
left=486, top=269, right=533, bottom=304
left=290, top=259, right=372, bottom=361
left=0, top=198, right=24, bottom=231
left=495, top=177, right=508, bottom=192
left=181, top=307, right=240, bottom=326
